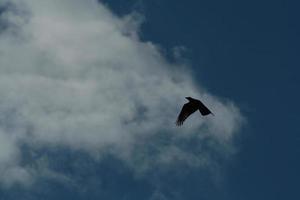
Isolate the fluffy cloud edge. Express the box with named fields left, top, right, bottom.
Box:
left=0, top=0, right=244, bottom=187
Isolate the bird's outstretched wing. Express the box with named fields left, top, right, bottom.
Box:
left=176, top=103, right=198, bottom=126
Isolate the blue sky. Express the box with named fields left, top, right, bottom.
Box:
left=0, top=0, right=298, bottom=200
left=119, top=1, right=296, bottom=199
left=136, top=1, right=296, bottom=198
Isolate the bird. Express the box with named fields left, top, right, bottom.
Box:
left=176, top=97, right=214, bottom=126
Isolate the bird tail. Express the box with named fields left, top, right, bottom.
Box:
left=199, top=109, right=214, bottom=116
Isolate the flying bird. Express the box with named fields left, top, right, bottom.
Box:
left=176, top=97, right=213, bottom=126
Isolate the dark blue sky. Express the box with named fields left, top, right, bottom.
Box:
left=103, top=0, right=298, bottom=199
left=0, top=0, right=298, bottom=200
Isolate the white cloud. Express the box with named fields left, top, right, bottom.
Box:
left=0, top=0, right=243, bottom=186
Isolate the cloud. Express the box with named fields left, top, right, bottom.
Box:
left=0, top=0, right=243, bottom=186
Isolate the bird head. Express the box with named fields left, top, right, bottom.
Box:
left=185, top=97, right=193, bottom=101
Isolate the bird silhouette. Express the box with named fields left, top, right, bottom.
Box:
left=176, top=97, right=213, bottom=126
